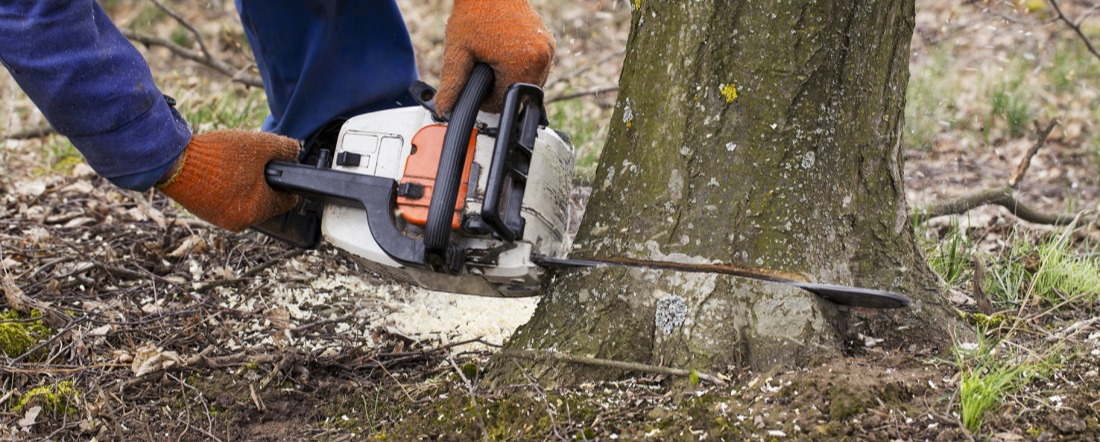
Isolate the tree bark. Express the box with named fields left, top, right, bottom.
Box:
left=490, top=0, right=958, bottom=386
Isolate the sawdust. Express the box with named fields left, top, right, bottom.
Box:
left=375, top=286, right=538, bottom=347
left=271, top=270, right=537, bottom=349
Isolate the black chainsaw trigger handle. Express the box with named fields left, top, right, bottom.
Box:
left=481, top=83, right=548, bottom=241
left=424, top=63, right=494, bottom=257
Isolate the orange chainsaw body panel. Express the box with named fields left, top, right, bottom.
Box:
left=397, top=124, right=477, bottom=228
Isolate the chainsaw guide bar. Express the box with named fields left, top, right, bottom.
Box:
left=531, top=256, right=912, bottom=309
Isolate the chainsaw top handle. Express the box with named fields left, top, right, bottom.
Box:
left=424, top=63, right=494, bottom=256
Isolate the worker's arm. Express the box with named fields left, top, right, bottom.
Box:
left=0, top=1, right=298, bottom=231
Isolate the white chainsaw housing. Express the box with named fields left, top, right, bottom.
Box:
left=321, top=106, right=574, bottom=297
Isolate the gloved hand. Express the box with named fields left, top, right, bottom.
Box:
left=156, top=130, right=301, bottom=232
left=436, top=0, right=556, bottom=115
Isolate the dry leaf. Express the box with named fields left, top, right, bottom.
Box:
left=88, top=325, right=112, bottom=337
left=267, top=307, right=292, bottom=331
left=62, top=217, right=98, bottom=228
left=14, top=179, right=46, bottom=197
left=1, top=257, right=21, bottom=270
left=17, top=405, right=42, bottom=428
left=3, top=275, right=31, bottom=314
left=168, top=235, right=208, bottom=258
left=131, top=344, right=182, bottom=377
left=60, top=181, right=95, bottom=194
left=71, top=163, right=95, bottom=178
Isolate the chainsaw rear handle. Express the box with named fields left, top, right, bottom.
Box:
left=424, top=63, right=495, bottom=253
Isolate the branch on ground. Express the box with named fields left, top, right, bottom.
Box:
left=499, top=349, right=728, bottom=386
left=121, top=23, right=262, bottom=88
left=3, top=126, right=55, bottom=140
left=548, top=86, right=620, bottom=104
left=1008, top=119, right=1058, bottom=189
left=122, top=29, right=262, bottom=88
left=1049, top=0, right=1100, bottom=60
left=913, top=119, right=1089, bottom=226
left=912, top=187, right=1083, bottom=225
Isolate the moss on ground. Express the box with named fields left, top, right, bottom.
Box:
left=13, top=381, right=81, bottom=415
left=0, top=309, right=51, bottom=360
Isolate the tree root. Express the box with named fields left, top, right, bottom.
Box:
left=499, top=349, right=728, bottom=386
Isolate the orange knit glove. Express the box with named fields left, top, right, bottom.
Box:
left=436, top=0, right=555, bottom=114
left=156, top=130, right=301, bottom=232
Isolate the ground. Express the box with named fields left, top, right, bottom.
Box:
left=2, top=0, right=1100, bottom=440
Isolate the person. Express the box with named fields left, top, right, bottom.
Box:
left=0, top=0, right=555, bottom=232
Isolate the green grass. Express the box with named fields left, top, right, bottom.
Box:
left=1049, top=41, right=1100, bottom=93
left=984, top=227, right=1100, bottom=307
left=918, top=218, right=975, bottom=288
left=987, top=65, right=1032, bottom=140
left=952, top=331, right=1054, bottom=434
left=35, top=136, right=84, bottom=175
left=170, top=27, right=193, bottom=49
left=129, top=2, right=168, bottom=33
left=174, top=87, right=269, bottom=132
left=1093, top=107, right=1100, bottom=172
left=904, top=46, right=958, bottom=150
left=547, top=99, right=609, bottom=184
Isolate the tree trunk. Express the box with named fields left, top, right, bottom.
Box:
left=490, top=0, right=958, bottom=385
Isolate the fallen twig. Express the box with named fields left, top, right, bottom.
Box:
left=194, top=248, right=307, bottom=293
left=447, top=355, right=490, bottom=442
left=120, top=25, right=262, bottom=88
left=499, top=349, right=728, bottom=386
left=9, top=317, right=89, bottom=364
left=547, top=85, right=620, bottom=104
left=1049, top=0, right=1100, bottom=60
left=258, top=352, right=293, bottom=390
left=912, top=187, right=1081, bottom=225
left=290, top=312, right=357, bottom=333
left=511, top=360, right=567, bottom=441
left=1008, top=119, right=1058, bottom=189
left=914, top=118, right=1089, bottom=226
left=2, top=126, right=55, bottom=140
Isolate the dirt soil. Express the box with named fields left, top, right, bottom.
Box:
left=2, top=0, right=1100, bottom=440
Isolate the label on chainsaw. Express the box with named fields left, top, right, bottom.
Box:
left=397, top=124, right=477, bottom=228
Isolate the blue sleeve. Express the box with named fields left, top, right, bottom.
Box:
left=237, top=0, right=419, bottom=140
left=0, top=1, right=190, bottom=191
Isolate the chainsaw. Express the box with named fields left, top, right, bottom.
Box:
left=255, top=63, right=910, bottom=309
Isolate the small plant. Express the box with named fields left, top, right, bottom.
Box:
left=952, top=332, right=1052, bottom=433
left=920, top=218, right=974, bottom=288
left=1049, top=41, right=1100, bottom=93
left=36, top=136, right=83, bottom=175
left=170, top=27, right=193, bottom=49
left=988, top=78, right=1031, bottom=139
left=130, top=2, right=168, bottom=33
